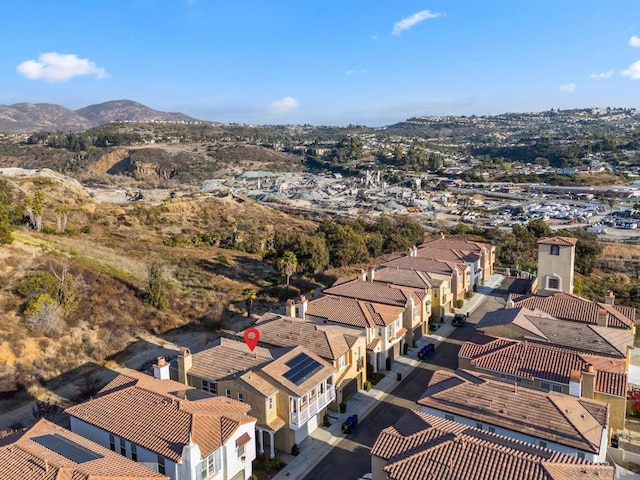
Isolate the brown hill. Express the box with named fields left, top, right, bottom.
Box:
left=75, top=100, right=203, bottom=126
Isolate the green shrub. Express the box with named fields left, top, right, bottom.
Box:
left=456, top=299, right=464, bottom=309
left=466, top=291, right=474, bottom=299
left=323, top=413, right=331, bottom=427
left=338, top=402, right=347, bottom=413
left=364, top=380, right=372, bottom=391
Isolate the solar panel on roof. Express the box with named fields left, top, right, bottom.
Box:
left=32, top=434, right=103, bottom=464
left=283, top=353, right=323, bottom=385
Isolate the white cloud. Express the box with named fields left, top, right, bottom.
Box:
left=17, top=52, right=108, bottom=82
left=590, top=70, right=613, bottom=79
left=621, top=60, right=640, bottom=79
left=346, top=69, right=368, bottom=75
left=630, top=36, right=640, bottom=47
left=392, top=10, right=441, bottom=36
left=268, top=96, right=300, bottom=113
left=558, top=83, right=576, bottom=93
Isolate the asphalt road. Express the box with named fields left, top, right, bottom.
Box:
left=302, top=277, right=529, bottom=480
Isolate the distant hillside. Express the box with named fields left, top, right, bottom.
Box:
left=75, top=100, right=202, bottom=126
left=0, top=100, right=207, bottom=134
left=0, top=103, right=92, bottom=133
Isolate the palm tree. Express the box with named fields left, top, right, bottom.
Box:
left=277, top=251, right=298, bottom=287
left=242, top=287, right=257, bottom=318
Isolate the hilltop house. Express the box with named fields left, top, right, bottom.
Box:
left=66, top=371, right=256, bottom=480
left=418, top=369, right=610, bottom=462
left=370, top=409, right=613, bottom=480
left=251, top=311, right=367, bottom=407
left=171, top=339, right=335, bottom=457
left=0, top=418, right=168, bottom=480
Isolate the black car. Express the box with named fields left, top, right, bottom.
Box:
left=452, top=313, right=467, bottom=326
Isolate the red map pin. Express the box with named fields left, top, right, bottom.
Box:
left=243, top=328, right=260, bottom=352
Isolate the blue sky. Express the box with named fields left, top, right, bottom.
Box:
left=1, top=1, right=640, bottom=125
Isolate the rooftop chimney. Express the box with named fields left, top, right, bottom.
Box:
left=597, top=309, right=608, bottom=327
left=441, top=232, right=445, bottom=239
left=286, top=299, right=296, bottom=318
left=153, top=356, right=170, bottom=380
left=177, top=347, right=192, bottom=385
left=604, top=291, right=615, bottom=306
left=359, top=268, right=366, bottom=281
left=411, top=246, right=418, bottom=257
left=367, top=265, right=376, bottom=282
left=298, top=295, right=308, bottom=320
left=568, top=369, right=581, bottom=397
left=581, top=364, right=596, bottom=399
left=505, top=298, right=515, bottom=309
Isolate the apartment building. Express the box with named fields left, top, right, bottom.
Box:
left=172, top=339, right=335, bottom=457
left=418, top=370, right=610, bottom=462
left=66, top=371, right=256, bottom=480
left=0, top=418, right=168, bottom=480
left=370, top=409, right=613, bottom=480
left=458, top=333, right=628, bottom=431
left=252, top=311, right=367, bottom=406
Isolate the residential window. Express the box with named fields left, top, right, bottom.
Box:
left=377, top=327, right=383, bottom=338
left=268, top=396, right=274, bottom=410
left=109, top=434, right=115, bottom=452
left=226, top=389, right=231, bottom=398
left=413, top=305, right=420, bottom=319
left=540, top=382, right=551, bottom=391
left=550, top=245, right=560, bottom=256
left=548, top=277, right=560, bottom=290
left=131, top=443, right=137, bottom=461
left=434, top=290, right=438, bottom=298
left=577, top=452, right=585, bottom=460
left=238, top=393, right=244, bottom=402
left=339, top=355, right=346, bottom=370
left=200, top=449, right=221, bottom=479
left=552, top=385, right=562, bottom=393
left=539, top=441, right=547, bottom=449
left=476, top=422, right=483, bottom=430
left=445, top=414, right=454, bottom=421
left=157, top=455, right=166, bottom=475
left=120, top=438, right=126, bottom=456
left=237, top=444, right=245, bottom=458
left=202, top=380, right=217, bottom=395
left=488, top=426, right=496, bottom=433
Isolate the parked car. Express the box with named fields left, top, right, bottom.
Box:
left=342, top=414, right=358, bottom=434
left=418, top=342, right=435, bottom=359
left=452, top=313, right=467, bottom=326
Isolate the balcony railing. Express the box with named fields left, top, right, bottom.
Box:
left=290, top=387, right=336, bottom=429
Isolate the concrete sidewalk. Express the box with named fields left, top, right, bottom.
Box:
left=271, top=274, right=505, bottom=480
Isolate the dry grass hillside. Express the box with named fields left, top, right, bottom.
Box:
left=0, top=170, right=319, bottom=411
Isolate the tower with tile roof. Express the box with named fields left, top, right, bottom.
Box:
left=536, top=236, right=578, bottom=296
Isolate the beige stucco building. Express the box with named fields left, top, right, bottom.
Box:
left=536, top=236, right=577, bottom=296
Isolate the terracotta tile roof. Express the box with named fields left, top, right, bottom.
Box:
left=187, top=337, right=278, bottom=380
left=372, top=267, right=433, bottom=290
left=371, top=410, right=613, bottom=480
left=259, top=345, right=335, bottom=397
left=538, top=236, right=579, bottom=246
left=306, top=295, right=403, bottom=328
left=382, top=255, right=465, bottom=277
left=367, top=338, right=380, bottom=351
left=459, top=334, right=628, bottom=397
left=416, top=246, right=480, bottom=264
left=510, top=293, right=635, bottom=329
left=0, top=419, right=167, bottom=480
left=325, top=278, right=425, bottom=306
left=478, top=307, right=633, bottom=357
left=253, top=312, right=364, bottom=361
left=66, top=371, right=255, bottom=462
left=418, top=370, right=609, bottom=454
left=419, top=237, right=494, bottom=253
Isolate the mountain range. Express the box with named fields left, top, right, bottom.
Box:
left=0, top=100, right=204, bottom=133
